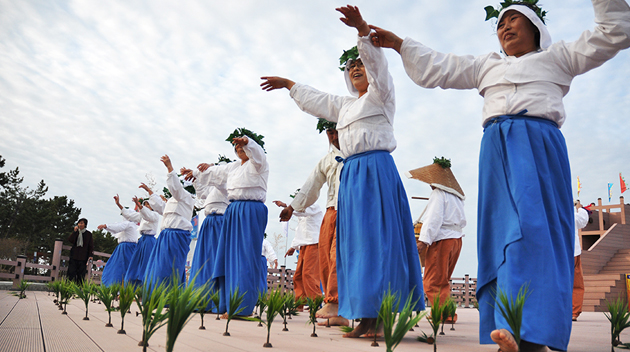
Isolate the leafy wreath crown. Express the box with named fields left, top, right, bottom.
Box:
left=226, top=127, right=266, bottom=153
left=216, top=154, right=233, bottom=165
left=433, top=156, right=452, bottom=169
left=316, top=118, right=337, bottom=133
left=289, top=188, right=301, bottom=199
left=339, top=46, right=359, bottom=71
left=484, top=0, right=547, bottom=24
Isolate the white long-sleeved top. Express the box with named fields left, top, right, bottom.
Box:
left=121, top=207, right=160, bottom=235
left=289, top=35, right=396, bottom=158
left=105, top=220, right=140, bottom=243
left=160, top=170, right=195, bottom=231
left=400, top=0, right=630, bottom=128
left=261, top=239, right=278, bottom=263
left=574, top=207, right=590, bottom=256
left=291, top=146, right=343, bottom=212
left=418, top=188, right=466, bottom=246
left=148, top=193, right=166, bottom=215
left=202, top=136, right=269, bottom=202
left=289, top=203, right=324, bottom=249
left=192, top=167, right=229, bottom=215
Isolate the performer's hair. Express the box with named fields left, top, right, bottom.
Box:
left=78, top=218, right=88, bottom=226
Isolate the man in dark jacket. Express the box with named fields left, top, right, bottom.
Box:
left=67, top=218, right=94, bottom=284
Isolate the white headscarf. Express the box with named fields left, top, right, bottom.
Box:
left=497, top=5, right=552, bottom=52
left=343, top=58, right=360, bottom=97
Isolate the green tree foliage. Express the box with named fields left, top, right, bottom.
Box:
left=0, top=156, right=82, bottom=262
left=92, top=229, right=118, bottom=255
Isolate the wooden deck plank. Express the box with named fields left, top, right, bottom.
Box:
left=37, top=293, right=103, bottom=352
left=0, top=292, right=44, bottom=352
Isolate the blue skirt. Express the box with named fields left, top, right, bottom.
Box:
left=261, top=256, right=268, bottom=293
left=212, top=200, right=267, bottom=315
left=124, top=234, right=157, bottom=286
left=189, top=214, right=224, bottom=312
left=143, top=228, right=191, bottom=287
left=101, top=242, right=137, bottom=287
left=477, top=116, right=574, bottom=350
left=336, top=150, right=425, bottom=319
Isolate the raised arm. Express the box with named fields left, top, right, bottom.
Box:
left=336, top=5, right=370, bottom=37
left=237, top=136, right=267, bottom=172
left=121, top=207, right=142, bottom=223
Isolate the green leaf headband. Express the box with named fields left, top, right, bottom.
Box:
left=484, top=0, right=547, bottom=24
left=316, top=118, right=337, bottom=133
left=225, top=127, right=266, bottom=153
left=216, top=154, right=233, bottom=164
left=289, top=188, right=301, bottom=199
left=433, top=156, right=452, bottom=169
left=339, top=46, right=359, bottom=71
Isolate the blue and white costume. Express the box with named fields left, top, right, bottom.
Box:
left=144, top=171, right=194, bottom=286
left=399, top=1, right=630, bottom=349
left=188, top=166, right=229, bottom=298
left=289, top=35, right=425, bottom=319
left=207, top=136, right=269, bottom=315
left=122, top=206, right=160, bottom=286
left=101, top=220, right=139, bottom=286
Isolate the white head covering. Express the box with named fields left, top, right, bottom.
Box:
left=343, top=58, right=360, bottom=97
left=497, top=4, right=552, bottom=52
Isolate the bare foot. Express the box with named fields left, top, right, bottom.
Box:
left=342, top=318, right=373, bottom=338
left=316, top=303, right=338, bottom=318
left=364, top=320, right=383, bottom=338
left=317, top=316, right=349, bottom=327
left=491, top=329, right=518, bottom=352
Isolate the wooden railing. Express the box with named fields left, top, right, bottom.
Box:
left=579, top=196, right=626, bottom=238
left=266, top=266, right=294, bottom=293
left=450, top=275, right=477, bottom=308
left=1, top=239, right=112, bottom=288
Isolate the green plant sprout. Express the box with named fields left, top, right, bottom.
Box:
left=58, top=278, right=75, bottom=315
left=165, top=278, right=208, bottom=352
left=377, top=288, right=426, bottom=352
left=492, top=283, right=531, bottom=347
left=74, top=280, right=96, bottom=320
left=14, top=279, right=30, bottom=299
left=95, top=284, right=116, bottom=327
left=135, top=280, right=169, bottom=351
left=257, top=291, right=268, bottom=327
left=604, top=297, right=630, bottom=351
left=224, top=287, right=247, bottom=336
left=117, top=282, right=136, bottom=334
left=261, top=288, right=284, bottom=347
left=306, top=295, right=325, bottom=337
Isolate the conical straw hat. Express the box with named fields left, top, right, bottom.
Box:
left=405, top=163, right=465, bottom=200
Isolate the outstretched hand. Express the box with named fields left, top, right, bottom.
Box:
left=180, top=167, right=194, bottom=181
left=161, top=155, right=174, bottom=173
left=336, top=5, right=370, bottom=37
left=139, top=183, right=153, bottom=195
left=260, top=76, right=295, bottom=91
left=273, top=200, right=288, bottom=208
left=369, top=25, right=403, bottom=53
left=197, top=163, right=212, bottom=172
left=232, top=137, right=249, bottom=148
left=132, top=196, right=143, bottom=209
left=279, top=205, right=294, bottom=222
left=113, top=194, right=123, bottom=210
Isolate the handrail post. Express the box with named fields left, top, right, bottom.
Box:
left=13, top=255, right=27, bottom=289
left=464, top=274, right=470, bottom=308
left=280, top=265, right=286, bottom=294
left=598, top=198, right=604, bottom=234
left=85, top=258, right=93, bottom=283
left=620, top=196, right=626, bottom=225
left=51, top=239, right=63, bottom=281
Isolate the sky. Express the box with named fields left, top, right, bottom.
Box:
left=1, top=0, right=629, bottom=277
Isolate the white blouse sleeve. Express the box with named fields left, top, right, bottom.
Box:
left=357, top=35, right=395, bottom=107
left=243, top=136, right=268, bottom=173
left=289, top=83, right=351, bottom=123
left=105, top=221, right=132, bottom=234
left=121, top=208, right=141, bottom=223
left=558, top=0, right=630, bottom=77
left=400, top=37, right=483, bottom=90
left=140, top=207, right=160, bottom=223
left=166, top=171, right=192, bottom=203
left=290, top=158, right=327, bottom=213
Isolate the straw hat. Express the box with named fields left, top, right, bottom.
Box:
left=405, top=157, right=465, bottom=200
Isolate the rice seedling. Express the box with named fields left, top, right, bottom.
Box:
left=492, top=283, right=531, bottom=347
left=426, top=294, right=446, bottom=352
left=14, top=279, right=30, bottom=299
left=604, top=297, right=630, bottom=351
left=135, top=280, right=169, bottom=351
left=58, top=278, right=75, bottom=315
left=260, top=288, right=284, bottom=347
left=306, top=295, right=325, bottom=337
left=95, top=284, right=117, bottom=327
left=74, top=281, right=96, bottom=320
left=165, top=279, right=209, bottom=352
left=196, top=288, right=214, bottom=330
left=377, top=288, right=426, bottom=352
left=117, top=282, right=136, bottom=334
left=223, top=287, right=247, bottom=336
left=279, top=292, right=304, bottom=331
left=257, top=291, right=268, bottom=327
